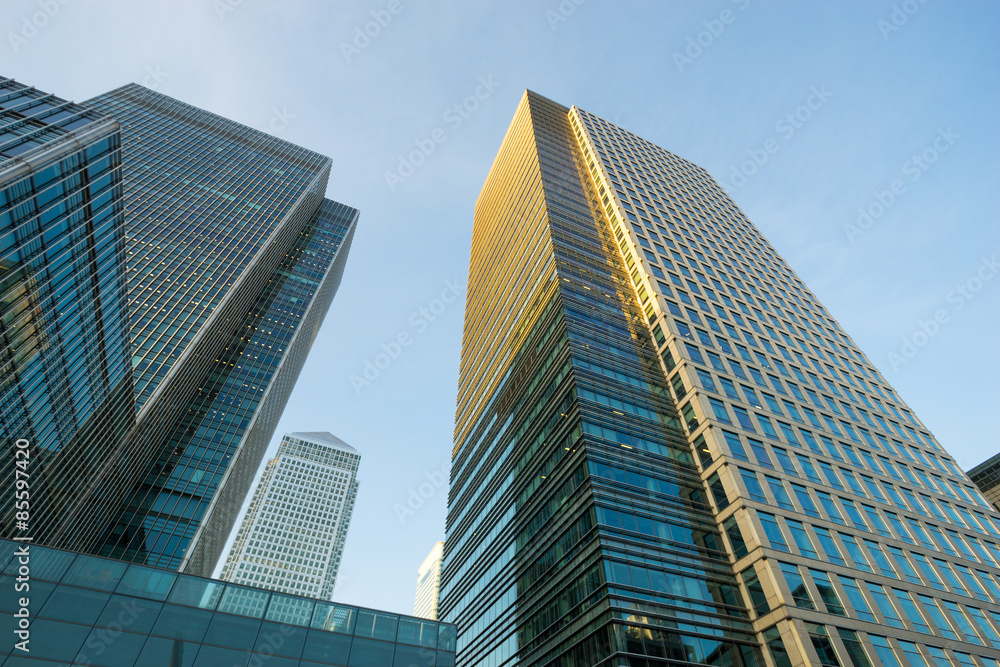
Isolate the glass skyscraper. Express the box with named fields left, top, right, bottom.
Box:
left=1, top=79, right=359, bottom=580
left=415, top=541, right=445, bottom=620
left=0, top=77, right=133, bottom=546
left=221, top=432, right=360, bottom=600
left=443, top=91, right=1000, bottom=666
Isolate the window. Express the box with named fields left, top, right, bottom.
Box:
left=741, top=470, right=767, bottom=503
left=917, top=594, right=957, bottom=640
left=724, top=517, right=748, bottom=558
left=743, top=567, right=770, bottom=616
left=892, top=589, right=930, bottom=634
left=710, top=398, right=732, bottom=424
left=837, top=628, right=872, bottom=667
left=786, top=519, right=818, bottom=558
left=839, top=576, right=875, bottom=622
left=758, top=512, right=788, bottom=552
left=791, top=484, right=820, bottom=518
left=814, top=527, right=846, bottom=566
left=867, top=635, right=902, bottom=667
left=779, top=562, right=815, bottom=609
left=811, top=569, right=846, bottom=616
left=763, top=626, right=793, bottom=667
left=839, top=535, right=872, bottom=573
left=747, top=438, right=774, bottom=468
left=941, top=600, right=983, bottom=645
left=772, top=447, right=798, bottom=476
left=765, top=476, right=794, bottom=510
left=866, top=583, right=904, bottom=628
left=723, top=431, right=748, bottom=461
left=806, top=624, right=842, bottom=667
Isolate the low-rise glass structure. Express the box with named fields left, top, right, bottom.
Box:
left=0, top=538, right=456, bottom=666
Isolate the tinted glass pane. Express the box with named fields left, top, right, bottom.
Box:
left=397, top=617, right=438, bottom=648
left=254, top=620, right=308, bottom=659
left=135, top=637, right=199, bottom=667
left=3, top=546, right=74, bottom=582
left=204, top=611, right=263, bottom=650
left=437, top=624, right=457, bottom=651
left=25, top=618, right=89, bottom=660
left=167, top=576, right=224, bottom=610
left=266, top=594, right=314, bottom=626
left=116, top=564, right=177, bottom=600
left=62, top=554, right=127, bottom=591
left=217, top=585, right=270, bottom=618
left=312, top=603, right=357, bottom=633
left=39, top=585, right=111, bottom=624
left=75, top=628, right=146, bottom=666
left=349, top=636, right=396, bottom=667
left=193, top=644, right=251, bottom=667
left=95, top=595, right=163, bottom=635
left=0, top=576, right=54, bottom=613
left=301, top=628, right=352, bottom=662
left=150, top=604, right=213, bottom=642
left=394, top=643, right=436, bottom=667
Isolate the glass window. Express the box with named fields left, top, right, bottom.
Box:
left=150, top=603, right=213, bottom=643
left=806, top=624, right=842, bottom=667
left=765, top=476, right=794, bottom=510
left=743, top=567, right=770, bottom=615
left=786, top=519, right=818, bottom=559
left=839, top=535, right=872, bottom=573
left=895, top=640, right=927, bottom=667
left=95, top=595, right=163, bottom=635
left=763, top=626, right=793, bottom=667
left=203, top=611, right=263, bottom=651
left=779, top=562, right=815, bottom=609
left=301, top=628, right=353, bottom=662
left=814, top=527, right=846, bottom=566
left=312, top=603, right=357, bottom=633
left=917, top=594, right=958, bottom=640
left=838, top=576, right=875, bottom=623
left=791, top=484, right=820, bottom=518
left=266, top=594, right=314, bottom=626
left=741, top=470, right=767, bottom=503
left=167, top=576, right=224, bottom=610
left=867, top=635, right=901, bottom=667
left=397, top=617, right=438, bottom=648
left=866, top=583, right=903, bottom=628
left=942, top=600, right=983, bottom=645
left=758, top=512, right=788, bottom=552
left=811, top=569, right=846, bottom=616
left=837, top=628, right=872, bottom=667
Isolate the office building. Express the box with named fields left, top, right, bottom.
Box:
left=221, top=432, right=360, bottom=600
left=442, top=91, right=1000, bottom=667
left=0, top=77, right=133, bottom=542
left=0, top=78, right=359, bottom=581
left=0, top=538, right=457, bottom=666
left=415, top=541, right=445, bottom=620
left=970, top=454, right=1000, bottom=512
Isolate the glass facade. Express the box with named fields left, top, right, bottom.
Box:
left=0, top=78, right=133, bottom=543
left=570, top=101, right=1000, bottom=665
left=444, top=90, right=1000, bottom=666
left=443, top=92, right=763, bottom=666
left=0, top=79, right=359, bottom=581
left=0, top=538, right=456, bottom=666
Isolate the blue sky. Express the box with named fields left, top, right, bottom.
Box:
left=5, top=0, right=997, bottom=615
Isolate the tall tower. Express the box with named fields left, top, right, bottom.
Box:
left=0, top=79, right=359, bottom=579
left=221, top=432, right=360, bottom=600
left=415, top=541, right=445, bottom=620
left=0, top=76, right=133, bottom=543
left=443, top=91, right=1000, bottom=666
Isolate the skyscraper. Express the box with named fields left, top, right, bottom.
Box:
left=0, top=77, right=133, bottom=542
left=415, top=541, right=445, bottom=620
left=970, top=454, right=1000, bottom=512
left=443, top=91, right=1000, bottom=666
left=221, top=432, right=360, bottom=600
left=0, top=79, right=359, bottom=580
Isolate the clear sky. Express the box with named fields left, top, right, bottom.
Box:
left=5, top=0, right=997, bottom=615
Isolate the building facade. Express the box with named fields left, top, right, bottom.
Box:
left=221, top=432, right=360, bottom=600
left=0, top=77, right=134, bottom=545
left=415, top=541, right=445, bottom=620
left=0, top=538, right=457, bottom=666
left=969, top=454, right=1000, bottom=512
left=442, top=91, right=1000, bottom=667
left=0, top=78, right=359, bottom=581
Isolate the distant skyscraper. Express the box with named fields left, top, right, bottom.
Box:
left=0, top=78, right=358, bottom=580
left=443, top=90, right=1000, bottom=666
left=221, top=432, right=360, bottom=600
left=970, top=454, right=1000, bottom=512
left=415, top=541, right=444, bottom=620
